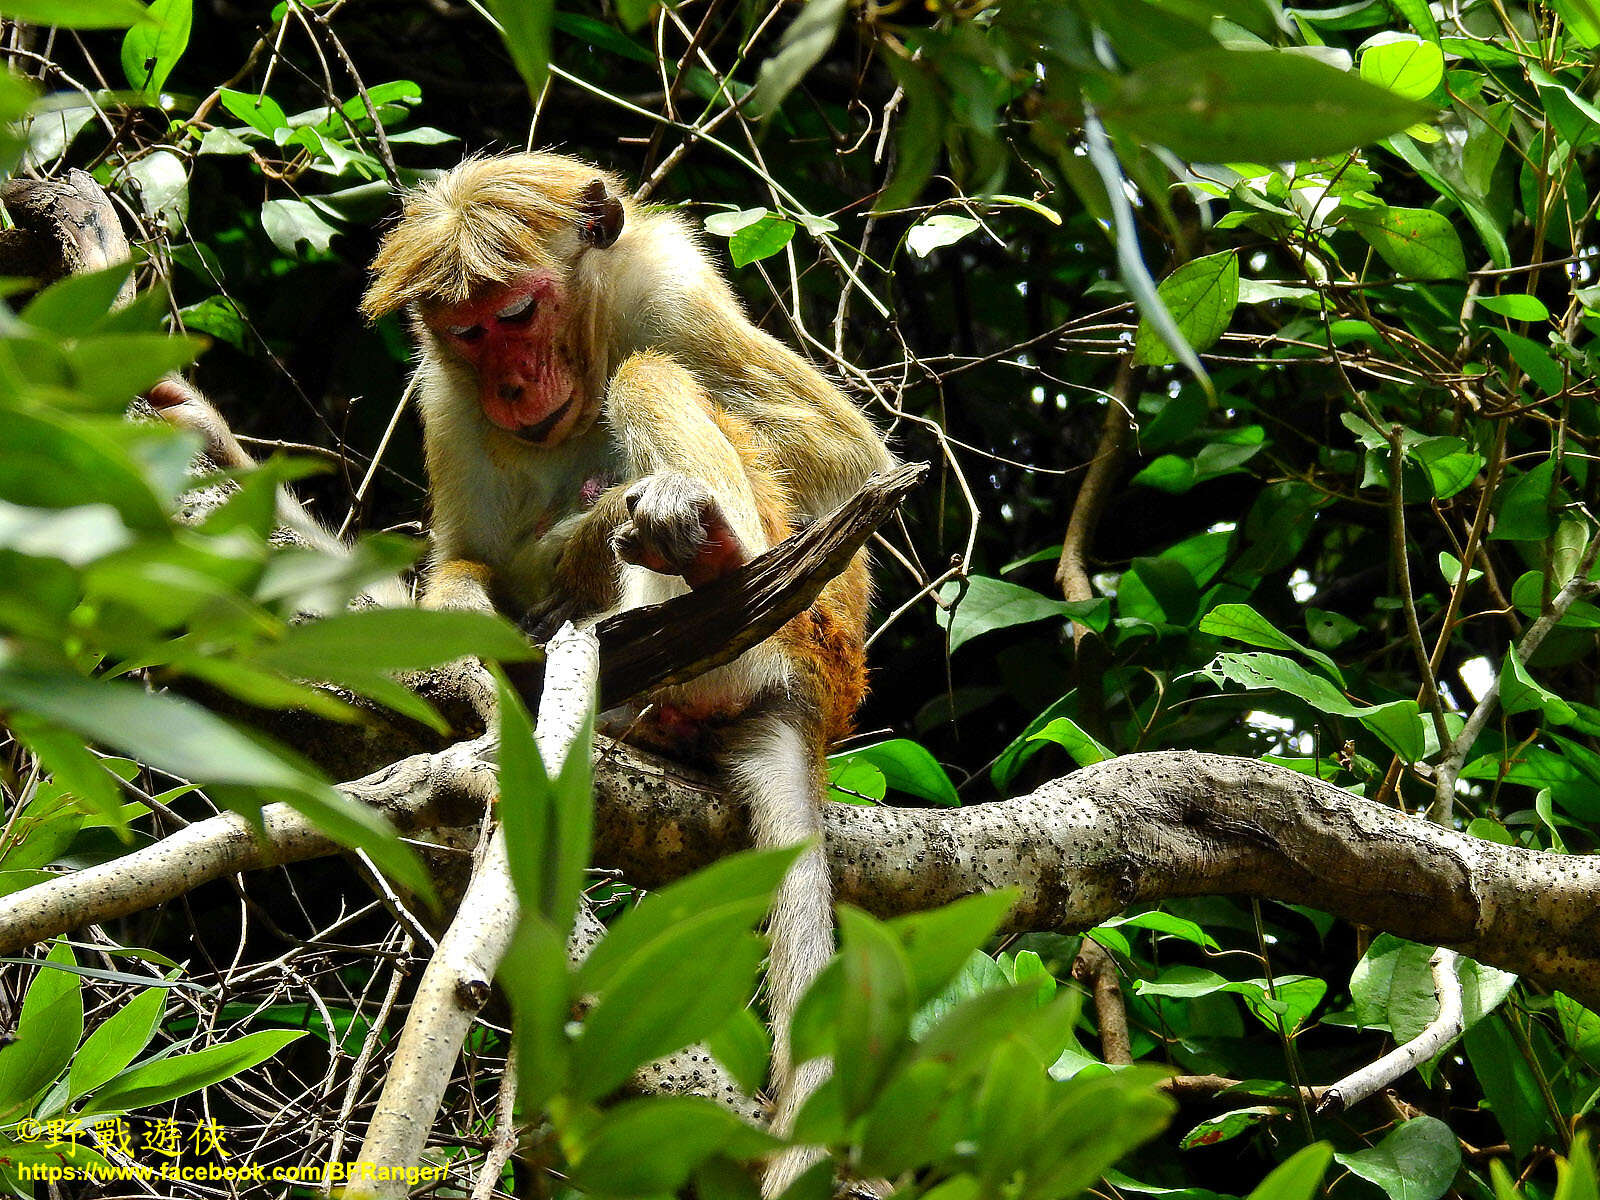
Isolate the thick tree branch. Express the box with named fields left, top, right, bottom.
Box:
left=8, top=748, right=1597, bottom=1008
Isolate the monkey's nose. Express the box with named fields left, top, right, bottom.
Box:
left=498, top=383, right=522, bottom=402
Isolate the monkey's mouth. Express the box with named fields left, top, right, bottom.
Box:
left=511, top=395, right=575, bottom=444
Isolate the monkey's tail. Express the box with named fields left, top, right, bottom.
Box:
left=723, top=705, right=835, bottom=1196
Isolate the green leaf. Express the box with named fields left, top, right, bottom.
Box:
left=261, top=198, right=339, bottom=257
left=704, top=207, right=767, bottom=237
left=938, top=575, right=1100, bottom=653
left=1491, top=459, right=1559, bottom=541
left=1335, top=1117, right=1461, bottom=1200
left=218, top=87, right=286, bottom=135
left=258, top=607, right=535, bottom=676
left=827, top=755, right=885, bottom=804
left=1343, top=205, right=1466, bottom=280
left=907, top=214, right=981, bottom=258
left=829, top=739, right=957, bottom=806
left=704, top=1008, right=770, bottom=1096
left=1199, top=602, right=1345, bottom=685
left=1477, top=294, right=1551, bottom=322
left=577, top=846, right=797, bottom=995
left=1351, top=936, right=1516, bottom=1046
left=1500, top=649, right=1576, bottom=725
left=1134, top=250, right=1239, bottom=366
left=0, top=941, right=82, bottom=1121
left=1208, top=652, right=1428, bottom=759
left=487, top=0, right=554, bottom=99
left=1104, top=47, right=1434, bottom=163
left=21, top=263, right=134, bottom=337
left=571, top=1096, right=777, bottom=1194
left=0, top=662, right=323, bottom=795
left=0, top=0, right=149, bottom=27
left=82, top=1029, right=305, bottom=1113
left=572, top=921, right=770, bottom=1100
left=835, top=907, right=916, bottom=1118
left=890, top=890, right=1019, bottom=1006
left=729, top=216, right=796, bottom=268
left=1181, top=1105, right=1282, bottom=1149
left=120, top=0, right=190, bottom=97
left=1359, top=33, right=1443, bottom=101
left=68, top=984, right=168, bottom=1101
left=1410, top=436, right=1484, bottom=500
left=1248, top=1142, right=1335, bottom=1200
left=748, top=0, right=849, bottom=118
left=1490, top=328, right=1564, bottom=396
left=1027, top=717, right=1113, bottom=766
left=1550, top=0, right=1600, bottom=46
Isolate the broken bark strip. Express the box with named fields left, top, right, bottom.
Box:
left=593, top=461, right=929, bottom=708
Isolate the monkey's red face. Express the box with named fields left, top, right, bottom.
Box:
left=427, top=272, right=589, bottom=446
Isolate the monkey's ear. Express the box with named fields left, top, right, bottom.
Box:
left=579, top=179, right=624, bottom=249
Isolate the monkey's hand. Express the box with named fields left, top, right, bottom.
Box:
left=611, top=472, right=748, bottom=589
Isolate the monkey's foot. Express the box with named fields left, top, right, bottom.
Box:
left=612, top=472, right=748, bottom=589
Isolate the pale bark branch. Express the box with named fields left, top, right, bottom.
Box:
left=6, top=749, right=1600, bottom=1008
left=1318, top=948, right=1463, bottom=1115
left=348, top=625, right=599, bottom=1199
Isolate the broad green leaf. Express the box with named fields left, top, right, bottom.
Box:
left=496, top=671, right=593, bottom=932
left=1491, top=459, right=1560, bottom=541
left=121, top=0, right=190, bottom=98
left=1335, top=1117, right=1461, bottom=1200
left=21, top=263, right=134, bottom=337
left=704, top=1008, right=769, bottom=1096
left=68, top=985, right=168, bottom=1101
left=1500, top=649, right=1576, bottom=725
left=1476, top=294, right=1551, bottom=322
left=828, top=756, right=886, bottom=804
left=1134, top=251, right=1239, bottom=366
left=0, top=0, right=148, bottom=26
left=1343, top=205, right=1466, bottom=280
left=1181, top=1105, right=1282, bottom=1149
left=1027, top=717, right=1113, bottom=766
left=1491, top=328, right=1564, bottom=396
left=503, top=918, right=572, bottom=1111
left=1352, top=935, right=1516, bottom=1046
left=258, top=607, right=535, bottom=676
left=729, top=216, right=795, bottom=267
left=829, top=739, right=957, bottom=806
left=704, top=207, right=767, bottom=237
left=938, top=575, right=1102, bottom=652
left=571, top=923, right=768, bottom=1100
left=82, top=1029, right=305, bottom=1113
left=261, top=198, right=339, bottom=257
left=1465, top=1017, right=1546, bottom=1159
left=1208, top=652, right=1428, bottom=758
left=1410, top=436, right=1484, bottom=499
left=1101, top=911, right=1220, bottom=952
left=1359, top=33, right=1443, bottom=101
left=1249, top=1142, right=1335, bottom=1200
left=0, top=941, right=82, bottom=1121
left=218, top=87, right=287, bottom=135
left=907, top=214, right=981, bottom=258
left=1104, top=47, right=1434, bottom=163
left=1199, top=602, right=1345, bottom=684
left=890, top=890, right=1019, bottom=1006
left=748, top=0, right=849, bottom=118
left=570, top=1097, right=776, bottom=1194
left=576, top=846, right=797, bottom=994
left=835, top=907, right=916, bottom=1118
left=1550, top=0, right=1600, bottom=46
left=487, top=0, right=554, bottom=99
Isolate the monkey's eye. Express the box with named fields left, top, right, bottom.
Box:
left=446, top=324, right=485, bottom=342
left=494, top=294, right=537, bottom=326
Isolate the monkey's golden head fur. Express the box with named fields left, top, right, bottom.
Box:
left=361, top=153, right=628, bottom=320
